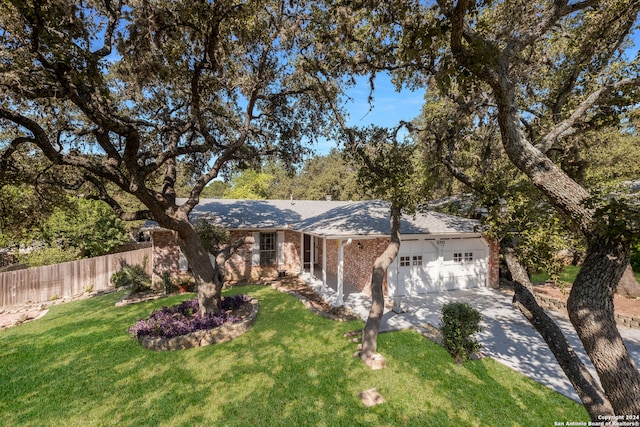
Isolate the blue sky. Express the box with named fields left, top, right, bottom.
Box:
left=313, top=74, right=426, bottom=155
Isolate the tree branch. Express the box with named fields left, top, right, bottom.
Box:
left=0, top=107, right=63, bottom=164
left=537, top=77, right=640, bottom=153
left=91, top=0, right=123, bottom=58
left=83, top=174, right=153, bottom=221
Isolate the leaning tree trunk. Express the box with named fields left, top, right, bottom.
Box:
left=445, top=3, right=640, bottom=415
left=502, top=241, right=614, bottom=419
left=360, top=204, right=402, bottom=365
left=489, top=73, right=640, bottom=416
left=567, top=235, right=640, bottom=415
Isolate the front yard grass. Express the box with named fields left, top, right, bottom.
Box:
left=0, top=285, right=587, bottom=426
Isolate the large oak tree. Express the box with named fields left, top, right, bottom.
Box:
left=311, top=0, right=640, bottom=418
left=0, top=0, right=337, bottom=315
left=436, top=0, right=640, bottom=416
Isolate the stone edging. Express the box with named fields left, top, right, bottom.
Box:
left=270, top=283, right=359, bottom=322
left=138, top=298, right=259, bottom=351
left=534, top=292, right=640, bottom=329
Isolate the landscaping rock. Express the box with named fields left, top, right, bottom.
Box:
left=420, top=323, right=444, bottom=346
left=359, top=388, right=385, bottom=407
left=365, top=353, right=387, bottom=370
left=115, top=291, right=169, bottom=307
left=270, top=278, right=359, bottom=321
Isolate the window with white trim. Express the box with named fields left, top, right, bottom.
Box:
left=412, top=255, right=423, bottom=266
left=400, top=256, right=410, bottom=267
left=464, top=252, right=474, bottom=262
left=454, top=252, right=463, bottom=263
left=260, top=232, right=277, bottom=266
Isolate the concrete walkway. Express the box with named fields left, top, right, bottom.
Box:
left=300, top=273, right=640, bottom=403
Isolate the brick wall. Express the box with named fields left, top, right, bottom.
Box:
left=224, top=230, right=253, bottom=280
left=151, top=229, right=181, bottom=288
left=218, top=230, right=303, bottom=282
left=150, top=229, right=500, bottom=294
left=344, top=238, right=390, bottom=295
left=325, top=239, right=338, bottom=277
left=284, top=230, right=302, bottom=273
left=323, top=238, right=389, bottom=296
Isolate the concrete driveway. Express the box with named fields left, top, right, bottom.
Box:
left=302, top=274, right=640, bottom=403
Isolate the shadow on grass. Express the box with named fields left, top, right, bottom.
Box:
left=0, top=291, right=203, bottom=425
left=0, top=286, right=587, bottom=426
left=374, top=331, right=588, bottom=425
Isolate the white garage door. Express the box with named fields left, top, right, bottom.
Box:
left=396, top=240, right=438, bottom=294
left=441, top=238, right=487, bottom=291
left=388, top=237, right=488, bottom=296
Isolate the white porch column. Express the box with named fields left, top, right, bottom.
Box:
left=336, top=238, right=352, bottom=306
left=310, top=235, right=315, bottom=279
left=322, top=238, right=327, bottom=288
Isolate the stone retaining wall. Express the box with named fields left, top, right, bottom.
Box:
left=138, top=298, right=259, bottom=351
left=534, top=292, right=640, bottom=330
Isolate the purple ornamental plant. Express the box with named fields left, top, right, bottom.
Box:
left=129, top=294, right=251, bottom=339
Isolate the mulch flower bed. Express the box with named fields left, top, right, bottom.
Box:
left=128, top=294, right=259, bottom=351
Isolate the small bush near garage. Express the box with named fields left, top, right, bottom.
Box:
left=440, top=302, right=482, bottom=363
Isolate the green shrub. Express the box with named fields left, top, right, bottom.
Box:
left=440, top=302, right=482, bottom=363
left=110, top=261, right=151, bottom=293
left=18, top=246, right=81, bottom=267
left=194, top=219, right=230, bottom=253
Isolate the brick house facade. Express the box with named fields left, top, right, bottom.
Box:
left=149, top=199, right=499, bottom=297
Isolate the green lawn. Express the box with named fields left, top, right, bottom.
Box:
left=531, top=265, right=640, bottom=284
left=0, top=285, right=587, bottom=426
left=531, top=265, right=581, bottom=284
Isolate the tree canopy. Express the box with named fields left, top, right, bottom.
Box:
left=0, top=0, right=341, bottom=315
left=217, top=149, right=361, bottom=201
left=18, top=197, right=129, bottom=266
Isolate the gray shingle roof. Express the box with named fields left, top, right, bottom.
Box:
left=190, top=199, right=480, bottom=237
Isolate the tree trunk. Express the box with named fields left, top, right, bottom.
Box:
left=489, top=73, right=640, bottom=417
left=360, top=204, right=401, bottom=364
left=567, top=235, right=640, bottom=415
left=503, top=242, right=615, bottom=419
left=447, top=3, right=640, bottom=415
left=617, top=264, right=640, bottom=299
left=175, top=223, right=222, bottom=316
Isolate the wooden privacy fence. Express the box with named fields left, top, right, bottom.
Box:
left=0, top=246, right=152, bottom=308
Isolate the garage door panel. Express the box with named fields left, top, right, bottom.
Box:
left=396, top=243, right=437, bottom=294
left=389, top=237, right=488, bottom=296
